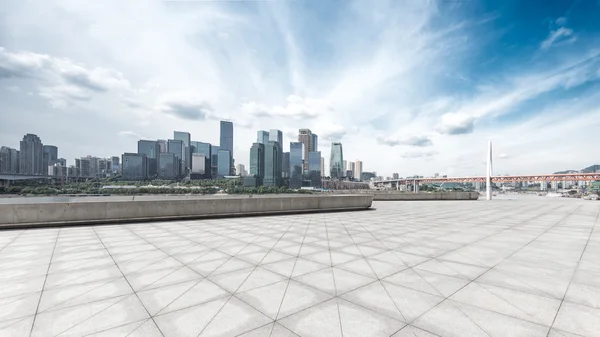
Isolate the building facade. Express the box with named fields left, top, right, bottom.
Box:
left=354, top=160, right=363, bottom=181
left=257, top=130, right=270, bottom=144
left=0, top=147, right=19, bottom=173
left=298, top=129, right=313, bottom=172
left=121, top=153, right=148, bottom=180
left=191, top=153, right=206, bottom=175
left=19, top=134, right=44, bottom=175
left=308, top=151, right=322, bottom=188
left=43, top=145, right=58, bottom=168
left=312, top=134, right=318, bottom=152
left=249, top=142, right=265, bottom=184
left=138, top=140, right=159, bottom=178
left=157, top=140, right=168, bottom=153
left=264, top=141, right=281, bottom=187
left=220, top=121, right=234, bottom=174
left=217, top=149, right=231, bottom=178
left=191, top=141, right=211, bottom=178
left=158, top=153, right=177, bottom=179
left=289, top=142, right=303, bottom=189
left=329, top=142, right=344, bottom=179
left=167, top=139, right=183, bottom=177
left=174, top=131, right=191, bottom=174
left=269, top=129, right=283, bottom=179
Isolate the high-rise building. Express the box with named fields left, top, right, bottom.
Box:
left=236, top=164, right=246, bottom=177
left=43, top=145, right=58, bottom=168
left=121, top=153, right=148, bottom=180
left=0, top=147, right=19, bottom=173
left=298, top=129, right=313, bottom=172
left=392, top=173, right=399, bottom=179
left=354, top=160, right=363, bottom=181
left=210, top=145, right=220, bottom=179
left=289, top=142, right=303, bottom=189
left=19, top=134, right=44, bottom=175
left=158, top=153, right=177, bottom=179
left=320, top=157, right=325, bottom=178
left=111, top=156, right=120, bottom=175
left=249, top=142, right=265, bottom=184
left=217, top=149, right=231, bottom=178
left=269, top=129, right=283, bottom=179
left=220, top=121, right=234, bottom=173
left=264, top=141, right=281, bottom=187
left=191, top=141, right=211, bottom=178
left=308, top=151, right=322, bottom=188
left=257, top=130, right=270, bottom=144
left=343, top=160, right=348, bottom=172
left=157, top=140, right=168, bottom=153
left=138, top=140, right=159, bottom=178
left=350, top=162, right=355, bottom=176
left=191, top=153, right=206, bottom=175
left=167, top=139, right=184, bottom=177
left=174, top=131, right=191, bottom=173
left=330, top=142, right=344, bottom=179
left=312, top=134, right=318, bottom=152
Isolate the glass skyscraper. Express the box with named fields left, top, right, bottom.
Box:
left=249, top=142, right=265, bottom=184
left=329, top=142, right=344, bottom=179
left=289, top=142, right=303, bottom=189
left=263, top=141, right=281, bottom=187
left=174, top=131, right=191, bottom=173
left=217, top=149, right=232, bottom=178
left=158, top=153, right=177, bottom=179
left=257, top=130, right=269, bottom=144
left=220, top=121, right=234, bottom=175
left=308, top=151, right=322, bottom=188
left=121, top=153, right=148, bottom=180
left=138, top=140, right=159, bottom=178
left=167, top=139, right=183, bottom=177
left=269, top=129, right=283, bottom=179
left=312, top=134, right=318, bottom=152
left=191, top=141, right=211, bottom=178
left=298, top=129, right=312, bottom=172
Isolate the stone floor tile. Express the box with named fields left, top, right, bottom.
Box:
left=552, top=301, right=600, bottom=336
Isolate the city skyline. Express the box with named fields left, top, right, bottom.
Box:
left=1, top=1, right=600, bottom=177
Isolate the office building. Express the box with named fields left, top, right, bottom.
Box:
left=167, top=139, right=184, bottom=177
left=43, top=145, right=58, bottom=168
left=330, top=142, right=344, bottom=179
left=269, top=129, right=283, bottom=179
left=158, top=153, right=178, bottom=179
left=19, top=134, right=44, bottom=175
left=264, top=141, right=281, bottom=187
left=320, top=157, right=325, bottom=178
left=236, top=164, right=247, bottom=177
left=191, top=141, right=211, bottom=178
left=220, top=121, right=234, bottom=174
left=157, top=140, right=168, bottom=153
left=111, top=156, right=120, bottom=174
left=174, top=131, right=191, bottom=173
left=298, top=129, right=313, bottom=172
left=354, top=160, right=363, bottom=181
left=289, top=142, right=303, bottom=189
left=191, top=153, right=206, bottom=175
left=211, top=145, right=220, bottom=179
left=217, top=149, right=231, bottom=178
left=392, top=173, right=399, bottom=179
left=249, top=142, right=265, bottom=183
left=257, top=130, right=270, bottom=144
left=138, top=140, right=159, bottom=178
left=312, top=134, right=318, bottom=152
left=282, top=152, right=290, bottom=179
left=308, top=151, right=322, bottom=188
left=0, top=147, right=19, bottom=173
left=121, top=153, right=148, bottom=180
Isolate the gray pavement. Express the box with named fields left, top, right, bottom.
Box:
left=0, top=198, right=599, bottom=336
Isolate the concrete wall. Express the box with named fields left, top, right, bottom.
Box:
left=372, top=192, right=479, bottom=201
left=0, top=194, right=373, bottom=228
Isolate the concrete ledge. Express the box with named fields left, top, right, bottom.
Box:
left=372, top=192, right=479, bottom=201
left=0, top=194, right=373, bottom=229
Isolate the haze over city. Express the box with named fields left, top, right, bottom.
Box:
left=1, top=0, right=600, bottom=177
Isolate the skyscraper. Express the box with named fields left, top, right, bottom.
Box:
left=43, top=145, right=58, bottom=168
left=298, top=129, right=313, bottom=172
left=191, top=141, right=211, bottom=178
left=282, top=152, right=290, bottom=180
left=121, top=153, right=148, bottom=180
left=269, top=129, right=283, bottom=179
left=264, top=141, right=281, bottom=187
left=19, top=134, right=44, bottom=175
left=329, top=142, right=344, bottom=179
left=249, top=142, right=265, bottom=184
left=220, top=121, right=234, bottom=174
left=167, top=139, right=183, bottom=177
left=343, top=160, right=348, bottom=172
left=354, top=160, right=363, bottom=181
left=308, top=151, right=322, bottom=188
left=0, top=147, right=19, bottom=174
left=217, top=149, right=232, bottom=178
left=138, top=140, right=159, bottom=178
left=236, top=164, right=246, bottom=177
left=289, top=142, right=303, bottom=189
left=312, top=134, right=318, bottom=152
left=211, top=145, right=220, bottom=179
left=320, top=157, right=325, bottom=178
left=157, top=140, right=168, bottom=153
left=158, top=153, right=177, bottom=179
left=257, top=130, right=270, bottom=144
left=174, top=131, right=191, bottom=173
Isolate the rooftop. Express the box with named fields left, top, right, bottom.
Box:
left=0, top=197, right=599, bottom=336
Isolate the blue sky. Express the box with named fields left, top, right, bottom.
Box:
left=1, top=0, right=600, bottom=177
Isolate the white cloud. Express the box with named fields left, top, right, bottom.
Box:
left=541, top=27, right=575, bottom=51
left=155, top=92, right=213, bottom=121
left=376, top=134, right=433, bottom=147
left=400, top=151, right=438, bottom=159
left=436, top=113, right=475, bottom=135
left=118, top=130, right=146, bottom=139
left=242, top=95, right=333, bottom=119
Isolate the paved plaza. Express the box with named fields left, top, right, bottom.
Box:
left=1, top=198, right=600, bottom=336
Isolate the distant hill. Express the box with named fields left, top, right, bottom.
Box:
left=553, top=164, right=600, bottom=174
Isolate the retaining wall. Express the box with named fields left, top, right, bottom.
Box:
left=0, top=194, right=373, bottom=228
left=372, top=192, right=479, bottom=201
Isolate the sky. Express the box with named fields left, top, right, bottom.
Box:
left=1, top=0, right=600, bottom=177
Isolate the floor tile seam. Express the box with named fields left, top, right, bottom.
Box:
left=77, top=318, right=149, bottom=337
left=28, top=228, right=60, bottom=337
left=0, top=231, right=29, bottom=254
left=37, top=293, right=134, bottom=316
left=195, top=217, right=303, bottom=337
left=0, top=313, right=34, bottom=332
left=440, top=300, right=494, bottom=337
left=545, top=205, right=600, bottom=337
left=269, top=218, right=313, bottom=337
left=336, top=218, right=409, bottom=322
left=371, top=202, right=580, bottom=330
left=323, top=218, right=345, bottom=337
left=90, top=228, right=166, bottom=337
